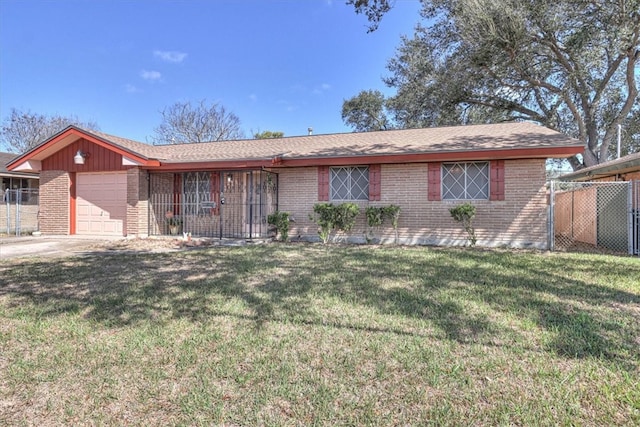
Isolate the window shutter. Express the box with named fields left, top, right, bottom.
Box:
left=318, top=166, right=329, bottom=201
left=428, top=162, right=441, bottom=201
left=490, top=160, right=505, bottom=201
left=211, top=172, right=220, bottom=215
left=369, top=164, right=381, bottom=201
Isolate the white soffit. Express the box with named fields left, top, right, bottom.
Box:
left=12, top=160, right=42, bottom=172
left=122, top=156, right=143, bottom=166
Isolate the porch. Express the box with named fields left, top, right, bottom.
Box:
left=148, top=170, right=278, bottom=239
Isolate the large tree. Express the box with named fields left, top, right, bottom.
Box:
left=151, top=100, right=244, bottom=145
left=0, top=109, right=99, bottom=153
left=342, top=89, right=393, bottom=132
left=347, top=0, right=640, bottom=168
left=254, top=130, right=285, bottom=139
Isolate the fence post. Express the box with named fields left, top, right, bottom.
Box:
left=627, top=181, right=634, bottom=255
left=549, top=181, right=555, bottom=251
left=4, top=189, right=11, bottom=235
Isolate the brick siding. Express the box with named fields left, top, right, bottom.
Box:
left=39, top=170, right=70, bottom=235
left=126, top=168, right=149, bottom=237
left=277, top=159, right=549, bottom=248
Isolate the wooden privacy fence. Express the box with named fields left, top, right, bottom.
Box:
left=550, top=181, right=636, bottom=255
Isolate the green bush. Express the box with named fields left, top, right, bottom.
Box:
left=310, top=202, right=360, bottom=244
left=449, top=203, right=477, bottom=247
left=365, top=205, right=401, bottom=244
left=267, top=211, right=290, bottom=242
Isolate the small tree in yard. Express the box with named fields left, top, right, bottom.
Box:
left=449, top=203, right=477, bottom=247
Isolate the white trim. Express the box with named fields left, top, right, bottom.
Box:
left=12, top=160, right=42, bottom=172
left=122, top=156, right=143, bottom=166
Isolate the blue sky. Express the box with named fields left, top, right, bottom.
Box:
left=0, top=0, right=421, bottom=143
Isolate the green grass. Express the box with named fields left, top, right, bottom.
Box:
left=1, top=244, right=639, bottom=425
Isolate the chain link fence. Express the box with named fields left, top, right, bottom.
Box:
left=550, top=181, right=634, bottom=255
left=3, top=188, right=39, bottom=235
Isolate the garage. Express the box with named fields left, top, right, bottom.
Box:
left=76, top=172, right=127, bottom=235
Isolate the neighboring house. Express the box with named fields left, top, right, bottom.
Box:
left=7, top=123, right=583, bottom=248
left=1, top=151, right=39, bottom=194
left=1, top=151, right=40, bottom=233
left=559, top=152, right=640, bottom=182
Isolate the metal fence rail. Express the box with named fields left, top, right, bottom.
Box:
left=550, top=181, right=633, bottom=255
left=3, top=188, right=39, bottom=235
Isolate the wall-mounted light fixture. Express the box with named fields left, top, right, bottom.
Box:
left=227, top=173, right=233, bottom=183
left=74, top=150, right=88, bottom=165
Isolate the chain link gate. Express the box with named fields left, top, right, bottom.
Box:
left=550, top=181, right=634, bottom=255
left=148, top=170, right=278, bottom=239
left=3, top=188, right=39, bottom=235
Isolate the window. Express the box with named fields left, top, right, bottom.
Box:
left=330, top=166, right=369, bottom=200
left=442, top=162, right=489, bottom=200
left=182, top=172, right=212, bottom=215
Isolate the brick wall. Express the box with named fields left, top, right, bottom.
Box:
left=126, top=168, right=149, bottom=237
left=39, top=170, right=70, bottom=235
left=277, top=159, right=549, bottom=248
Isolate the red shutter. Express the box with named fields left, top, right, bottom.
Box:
left=211, top=172, right=220, bottom=215
left=490, top=160, right=505, bottom=201
left=318, top=166, right=329, bottom=201
left=428, top=162, right=441, bottom=201
left=369, top=164, right=381, bottom=201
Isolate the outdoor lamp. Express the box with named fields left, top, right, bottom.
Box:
left=74, top=150, right=87, bottom=165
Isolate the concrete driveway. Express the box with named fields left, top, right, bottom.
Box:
left=0, top=235, right=123, bottom=260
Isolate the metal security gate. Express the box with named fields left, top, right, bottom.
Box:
left=550, top=181, right=634, bottom=255
left=148, top=170, right=278, bottom=239
left=3, top=188, right=39, bottom=235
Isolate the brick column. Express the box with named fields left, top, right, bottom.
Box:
left=39, top=170, right=70, bottom=235
left=126, top=168, right=149, bottom=237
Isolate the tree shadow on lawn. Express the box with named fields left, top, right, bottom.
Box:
left=0, top=245, right=638, bottom=368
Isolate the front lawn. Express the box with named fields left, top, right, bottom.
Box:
left=1, top=244, right=638, bottom=425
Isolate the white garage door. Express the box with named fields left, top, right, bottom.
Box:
left=76, top=172, right=127, bottom=235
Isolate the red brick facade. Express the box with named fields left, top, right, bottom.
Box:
left=277, top=159, right=548, bottom=248
left=39, top=170, right=71, bottom=235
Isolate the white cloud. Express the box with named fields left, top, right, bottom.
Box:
left=312, top=83, right=332, bottom=95
left=124, top=84, right=141, bottom=93
left=249, top=94, right=258, bottom=102
left=153, top=50, right=188, bottom=63
left=140, top=70, right=162, bottom=82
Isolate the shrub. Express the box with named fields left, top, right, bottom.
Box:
left=310, top=202, right=360, bottom=244
left=267, top=211, right=290, bottom=241
left=365, top=205, right=401, bottom=244
left=449, top=203, right=477, bottom=247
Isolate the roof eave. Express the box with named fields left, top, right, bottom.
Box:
left=145, top=145, right=582, bottom=170
left=6, top=126, right=157, bottom=171
left=559, top=157, right=640, bottom=181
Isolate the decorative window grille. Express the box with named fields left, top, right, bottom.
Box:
left=442, top=162, right=489, bottom=200
left=183, top=172, right=212, bottom=215
left=330, top=166, right=369, bottom=200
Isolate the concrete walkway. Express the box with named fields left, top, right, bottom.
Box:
left=0, top=235, right=123, bottom=260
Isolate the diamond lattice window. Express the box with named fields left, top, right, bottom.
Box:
left=442, top=162, right=489, bottom=200
left=183, top=172, right=212, bottom=215
left=330, top=166, right=369, bottom=201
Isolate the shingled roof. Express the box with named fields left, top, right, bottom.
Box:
left=1, top=151, right=39, bottom=178
left=7, top=122, right=584, bottom=171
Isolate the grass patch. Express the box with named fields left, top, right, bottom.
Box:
left=1, top=244, right=639, bottom=425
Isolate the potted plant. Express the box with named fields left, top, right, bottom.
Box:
left=165, top=211, right=183, bottom=235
